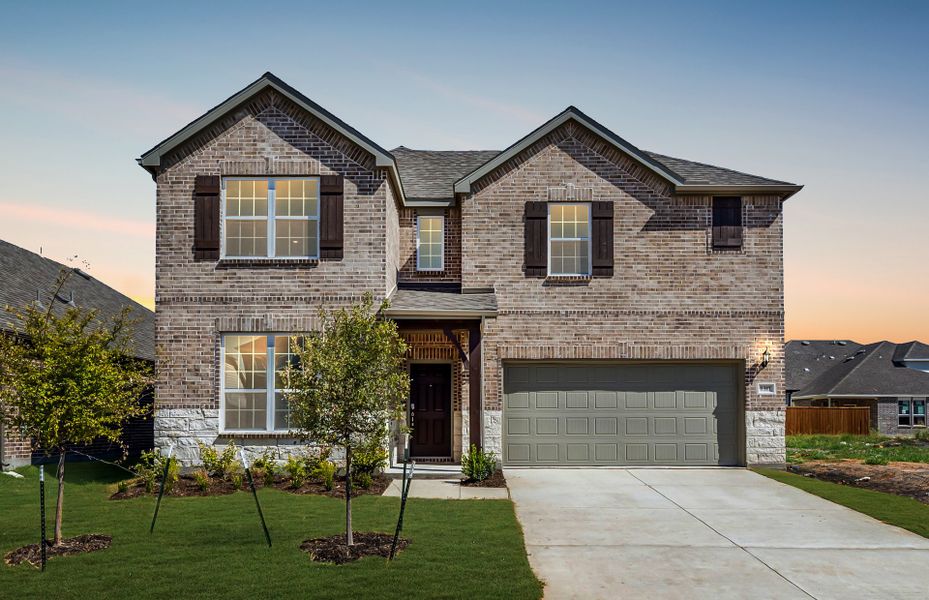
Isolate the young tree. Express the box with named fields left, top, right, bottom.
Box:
left=0, top=268, right=152, bottom=546
left=285, top=294, right=409, bottom=547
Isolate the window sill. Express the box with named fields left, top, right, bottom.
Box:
left=216, top=258, right=319, bottom=269
left=217, top=431, right=299, bottom=439
left=543, top=275, right=592, bottom=286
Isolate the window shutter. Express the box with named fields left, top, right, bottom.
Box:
left=193, top=175, right=220, bottom=261
left=591, top=201, right=613, bottom=277
left=524, top=201, right=547, bottom=277
left=319, top=174, right=344, bottom=259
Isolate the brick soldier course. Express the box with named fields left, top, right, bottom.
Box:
left=140, top=73, right=801, bottom=466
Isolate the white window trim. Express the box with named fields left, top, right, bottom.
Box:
left=220, top=177, right=320, bottom=260
left=757, top=382, right=777, bottom=396
left=219, top=333, right=301, bottom=434
left=416, top=214, right=444, bottom=272
left=547, top=202, right=592, bottom=277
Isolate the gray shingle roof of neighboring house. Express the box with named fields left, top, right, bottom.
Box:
left=786, top=340, right=863, bottom=392
left=792, top=341, right=929, bottom=399
left=642, top=152, right=795, bottom=187
left=0, top=239, right=154, bottom=361
left=893, top=341, right=929, bottom=363
left=384, top=288, right=497, bottom=318
left=391, top=147, right=500, bottom=202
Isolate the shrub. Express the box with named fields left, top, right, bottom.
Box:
left=198, top=441, right=241, bottom=479
left=312, top=460, right=337, bottom=490
left=864, top=455, right=889, bottom=465
left=352, top=445, right=388, bottom=478
left=461, top=444, right=497, bottom=482
left=134, top=450, right=180, bottom=493
left=251, top=449, right=279, bottom=485
left=231, top=471, right=244, bottom=490
left=116, top=480, right=129, bottom=494
left=193, top=469, right=210, bottom=491
left=353, top=471, right=373, bottom=489
left=303, top=446, right=332, bottom=472
left=914, top=429, right=929, bottom=443
left=285, top=454, right=308, bottom=489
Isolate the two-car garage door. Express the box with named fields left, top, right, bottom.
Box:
left=503, top=363, right=742, bottom=466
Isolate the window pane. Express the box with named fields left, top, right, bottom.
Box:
left=915, top=400, right=926, bottom=426
left=549, top=203, right=591, bottom=276
left=224, top=335, right=267, bottom=389
left=225, top=219, right=268, bottom=257
left=899, top=400, right=912, bottom=426
left=226, top=180, right=268, bottom=217
left=274, top=392, right=290, bottom=430
left=275, top=220, right=318, bottom=257
left=418, top=217, right=443, bottom=270
left=275, top=179, right=319, bottom=217
left=274, top=335, right=304, bottom=389
left=224, top=392, right=267, bottom=430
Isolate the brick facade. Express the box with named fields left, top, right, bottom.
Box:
left=151, top=89, right=788, bottom=466
left=1, top=425, right=32, bottom=469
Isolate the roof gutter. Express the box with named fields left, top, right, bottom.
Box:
left=674, top=184, right=804, bottom=200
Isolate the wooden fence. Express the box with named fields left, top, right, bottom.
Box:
left=785, top=406, right=871, bottom=435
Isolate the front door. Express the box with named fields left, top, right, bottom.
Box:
left=410, top=363, right=452, bottom=458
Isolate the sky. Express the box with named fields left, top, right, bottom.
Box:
left=0, top=0, right=927, bottom=343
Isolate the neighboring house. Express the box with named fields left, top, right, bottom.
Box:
left=0, top=239, right=155, bottom=469
left=787, top=340, right=929, bottom=434
left=139, top=72, right=801, bottom=467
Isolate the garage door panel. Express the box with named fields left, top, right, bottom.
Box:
left=503, top=363, right=741, bottom=466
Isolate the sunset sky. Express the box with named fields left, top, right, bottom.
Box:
left=1, top=1, right=926, bottom=343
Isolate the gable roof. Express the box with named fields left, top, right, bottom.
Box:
left=0, top=239, right=154, bottom=361
left=453, top=106, right=802, bottom=198
left=137, top=72, right=408, bottom=204
left=392, top=147, right=500, bottom=203
left=786, top=340, right=863, bottom=392
left=792, top=341, right=929, bottom=399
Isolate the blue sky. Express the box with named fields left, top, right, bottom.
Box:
left=1, top=0, right=927, bottom=340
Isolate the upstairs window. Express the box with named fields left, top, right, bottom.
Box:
left=712, top=197, right=743, bottom=250
left=416, top=215, right=444, bottom=271
left=549, top=203, right=590, bottom=276
left=223, top=178, right=319, bottom=259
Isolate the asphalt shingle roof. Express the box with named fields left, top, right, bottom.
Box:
left=385, top=288, right=497, bottom=317
left=642, top=151, right=796, bottom=186
left=793, top=341, right=929, bottom=399
left=785, top=340, right=863, bottom=392
left=893, top=341, right=929, bottom=363
left=391, top=147, right=500, bottom=201
left=0, top=239, right=154, bottom=361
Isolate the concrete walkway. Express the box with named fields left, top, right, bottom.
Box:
left=507, top=468, right=929, bottom=600
left=382, top=478, right=509, bottom=499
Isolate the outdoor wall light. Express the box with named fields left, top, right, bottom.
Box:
left=761, top=347, right=770, bottom=369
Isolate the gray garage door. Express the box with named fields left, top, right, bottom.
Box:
left=503, top=363, right=741, bottom=466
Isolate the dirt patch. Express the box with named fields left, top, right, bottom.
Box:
left=461, top=470, right=507, bottom=488
left=110, top=474, right=390, bottom=500
left=300, top=532, right=409, bottom=564
left=789, top=460, right=929, bottom=504
left=4, top=534, right=112, bottom=567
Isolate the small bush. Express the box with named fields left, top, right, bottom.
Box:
left=285, top=454, right=308, bottom=489
left=116, top=480, right=129, bottom=494
left=198, top=441, right=241, bottom=479
left=193, top=469, right=210, bottom=491
left=353, top=471, right=373, bottom=489
left=311, top=460, right=336, bottom=490
left=303, top=446, right=333, bottom=472
left=231, top=471, right=244, bottom=490
left=914, top=429, right=929, bottom=442
left=134, top=450, right=180, bottom=493
left=251, top=449, right=279, bottom=485
left=461, top=444, right=497, bottom=482
left=864, top=455, right=889, bottom=465
left=352, top=445, right=388, bottom=477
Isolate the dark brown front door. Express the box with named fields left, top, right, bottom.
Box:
left=410, top=363, right=452, bottom=457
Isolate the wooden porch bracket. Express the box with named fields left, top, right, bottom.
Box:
left=441, top=326, right=470, bottom=367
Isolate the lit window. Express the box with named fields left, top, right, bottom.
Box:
left=549, top=203, right=590, bottom=276
left=416, top=215, right=444, bottom=271
left=223, top=178, right=319, bottom=259
left=223, top=334, right=304, bottom=431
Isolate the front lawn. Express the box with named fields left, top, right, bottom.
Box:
left=0, top=463, right=542, bottom=600
left=755, top=468, right=929, bottom=539
left=787, top=433, right=929, bottom=464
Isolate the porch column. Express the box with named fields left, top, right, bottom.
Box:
left=468, top=320, right=482, bottom=449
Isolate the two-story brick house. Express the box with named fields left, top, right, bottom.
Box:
left=139, top=73, right=800, bottom=467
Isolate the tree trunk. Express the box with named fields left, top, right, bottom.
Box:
left=345, top=444, right=353, bottom=547
left=54, top=450, right=65, bottom=546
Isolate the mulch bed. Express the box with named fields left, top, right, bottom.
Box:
left=300, top=532, right=409, bottom=564
left=4, top=534, right=112, bottom=567
left=461, top=470, right=507, bottom=488
left=110, top=473, right=390, bottom=500
left=790, top=460, right=929, bottom=504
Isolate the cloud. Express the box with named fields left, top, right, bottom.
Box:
left=0, top=202, right=153, bottom=238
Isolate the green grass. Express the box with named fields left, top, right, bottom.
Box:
left=755, top=468, right=929, bottom=539
left=786, top=433, right=929, bottom=464
left=0, top=463, right=542, bottom=600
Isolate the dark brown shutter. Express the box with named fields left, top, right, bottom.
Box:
left=193, top=175, right=220, bottom=261
left=591, top=201, right=614, bottom=277
left=712, top=197, right=743, bottom=249
left=319, top=174, right=344, bottom=259
left=524, top=201, right=547, bottom=277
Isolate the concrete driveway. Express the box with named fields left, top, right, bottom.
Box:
left=507, top=468, right=929, bottom=600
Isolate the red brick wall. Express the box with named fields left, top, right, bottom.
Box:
left=397, top=207, right=462, bottom=284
